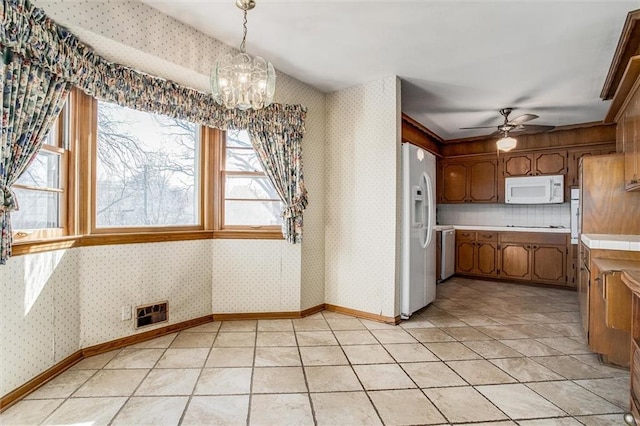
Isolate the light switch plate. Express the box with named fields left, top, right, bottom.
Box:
left=121, top=306, right=132, bottom=321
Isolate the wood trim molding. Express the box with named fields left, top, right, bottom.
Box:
left=213, top=304, right=325, bottom=321
left=0, top=315, right=213, bottom=413
left=601, top=9, right=640, bottom=100
left=401, top=114, right=442, bottom=156
left=81, top=315, right=213, bottom=357
left=324, top=303, right=401, bottom=325
left=1, top=304, right=402, bottom=412
left=605, top=55, right=640, bottom=123
left=440, top=123, right=616, bottom=157
left=0, top=351, right=83, bottom=413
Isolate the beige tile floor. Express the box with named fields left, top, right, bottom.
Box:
left=1, top=277, right=632, bottom=425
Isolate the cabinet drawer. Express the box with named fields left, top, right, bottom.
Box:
left=477, top=231, right=498, bottom=242
left=456, top=231, right=476, bottom=241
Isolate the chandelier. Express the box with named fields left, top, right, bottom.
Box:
left=211, top=0, right=276, bottom=110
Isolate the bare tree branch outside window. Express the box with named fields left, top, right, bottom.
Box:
left=96, top=102, right=198, bottom=227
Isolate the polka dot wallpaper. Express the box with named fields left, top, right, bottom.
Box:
left=35, top=0, right=328, bottom=312
left=0, top=249, right=80, bottom=395
left=2, top=0, right=329, bottom=397
left=212, top=240, right=301, bottom=313
left=325, top=76, right=401, bottom=318
left=78, top=240, right=213, bottom=347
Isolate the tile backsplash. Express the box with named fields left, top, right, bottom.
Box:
left=437, top=203, right=571, bottom=228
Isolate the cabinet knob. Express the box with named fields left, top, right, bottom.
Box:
left=533, top=245, right=538, bottom=249
left=624, top=413, right=637, bottom=426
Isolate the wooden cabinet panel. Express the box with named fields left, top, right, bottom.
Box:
left=567, top=145, right=617, bottom=188
left=440, top=158, right=497, bottom=203
left=622, top=88, right=640, bottom=191
left=503, top=150, right=568, bottom=178
left=442, top=162, right=468, bottom=203
left=503, top=155, right=533, bottom=177
left=534, top=151, right=567, bottom=175
left=456, top=240, right=475, bottom=274
left=590, top=265, right=631, bottom=367
left=455, top=231, right=498, bottom=278
left=468, top=160, right=498, bottom=202
left=500, top=243, right=531, bottom=280
left=578, top=246, right=590, bottom=338
left=604, top=272, right=632, bottom=332
left=455, top=230, right=569, bottom=286
left=531, top=245, right=567, bottom=284
left=477, top=242, right=498, bottom=277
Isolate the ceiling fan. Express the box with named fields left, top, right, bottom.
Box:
left=461, top=108, right=555, bottom=152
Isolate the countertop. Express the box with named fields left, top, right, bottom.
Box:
left=622, top=270, right=640, bottom=295
left=581, top=234, right=640, bottom=251
left=433, top=225, right=454, bottom=231
left=591, top=258, right=640, bottom=274
left=450, top=225, right=571, bottom=234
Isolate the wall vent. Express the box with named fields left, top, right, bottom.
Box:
left=135, top=301, right=168, bottom=329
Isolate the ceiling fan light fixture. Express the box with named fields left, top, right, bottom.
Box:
left=211, top=0, right=276, bottom=110
left=496, top=135, right=517, bottom=152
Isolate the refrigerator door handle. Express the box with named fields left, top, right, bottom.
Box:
left=421, top=172, right=434, bottom=249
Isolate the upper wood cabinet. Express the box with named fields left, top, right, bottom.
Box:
left=439, top=158, right=498, bottom=203
left=620, top=83, right=640, bottom=191
left=503, top=151, right=568, bottom=177
left=566, top=144, right=617, bottom=188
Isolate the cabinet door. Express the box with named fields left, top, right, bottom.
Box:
left=578, top=259, right=589, bottom=338
left=468, top=160, right=498, bottom=202
left=624, top=93, right=640, bottom=191
left=500, top=243, right=531, bottom=280
left=476, top=242, right=498, bottom=277
left=531, top=244, right=566, bottom=284
left=503, top=154, right=533, bottom=177
left=442, top=162, right=468, bottom=203
left=566, top=145, right=616, bottom=189
left=604, top=272, right=632, bottom=331
left=455, top=240, right=475, bottom=274
left=533, top=151, right=567, bottom=175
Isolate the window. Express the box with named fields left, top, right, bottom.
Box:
left=221, top=129, right=282, bottom=228
left=95, top=101, right=200, bottom=229
left=12, top=91, right=284, bottom=255
left=12, top=102, right=69, bottom=239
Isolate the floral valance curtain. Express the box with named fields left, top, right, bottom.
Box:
left=0, top=0, right=309, bottom=248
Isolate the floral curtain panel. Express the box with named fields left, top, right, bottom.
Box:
left=249, top=128, right=308, bottom=243
left=0, top=0, right=309, bottom=253
left=0, top=52, right=70, bottom=264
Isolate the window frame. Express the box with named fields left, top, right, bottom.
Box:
left=12, top=90, right=284, bottom=257
left=212, top=128, right=283, bottom=239
left=12, top=94, right=73, bottom=243
left=89, top=99, right=205, bottom=234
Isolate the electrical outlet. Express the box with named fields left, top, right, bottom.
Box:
left=121, top=306, right=132, bottom=321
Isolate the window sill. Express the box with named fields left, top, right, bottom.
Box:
left=11, top=229, right=284, bottom=257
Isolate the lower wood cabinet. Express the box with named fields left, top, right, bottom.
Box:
left=455, top=230, right=569, bottom=286
left=455, top=231, right=498, bottom=278
left=578, top=247, right=640, bottom=369
left=500, top=243, right=531, bottom=281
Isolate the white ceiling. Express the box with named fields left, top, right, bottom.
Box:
left=141, top=0, right=638, bottom=140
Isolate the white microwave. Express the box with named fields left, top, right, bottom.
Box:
left=505, top=175, right=564, bottom=204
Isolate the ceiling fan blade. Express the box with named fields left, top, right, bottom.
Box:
left=460, top=125, right=498, bottom=130
left=520, top=124, right=555, bottom=132
left=508, top=114, right=538, bottom=125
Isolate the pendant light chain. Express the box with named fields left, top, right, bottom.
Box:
left=240, top=8, right=248, bottom=54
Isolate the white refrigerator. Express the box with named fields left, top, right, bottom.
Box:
left=400, top=143, right=437, bottom=319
